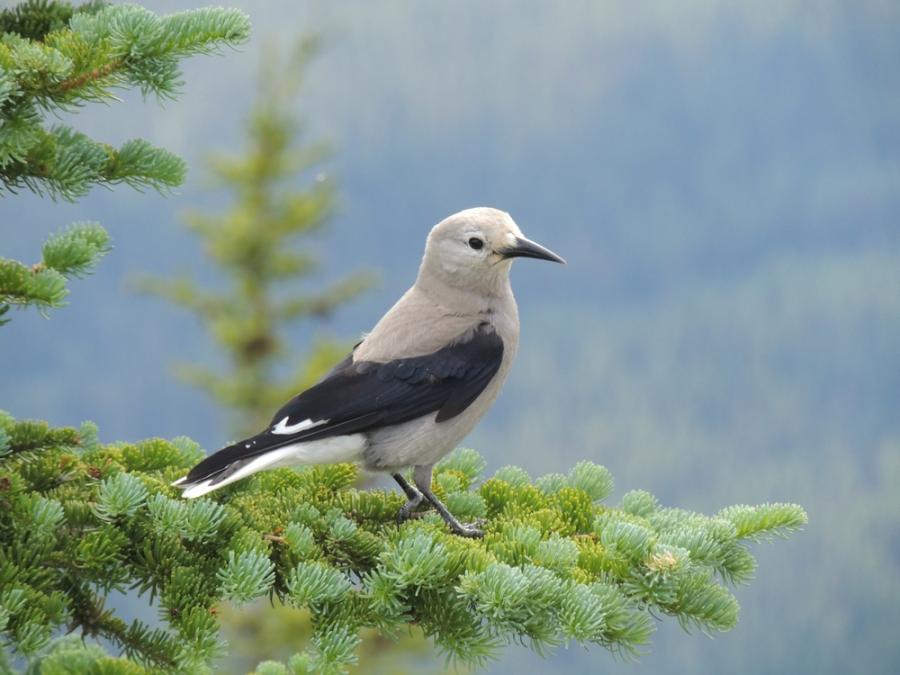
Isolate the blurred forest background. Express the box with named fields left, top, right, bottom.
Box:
left=2, top=1, right=898, bottom=674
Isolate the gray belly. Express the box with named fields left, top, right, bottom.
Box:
left=362, top=408, right=478, bottom=472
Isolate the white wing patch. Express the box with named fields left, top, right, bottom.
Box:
left=271, top=416, right=326, bottom=435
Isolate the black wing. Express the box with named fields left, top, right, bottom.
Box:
left=184, top=323, right=503, bottom=482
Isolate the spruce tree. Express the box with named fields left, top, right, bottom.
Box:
left=139, top=38, right=372, bottom=438
left=0, top=2, right=808, bottom=673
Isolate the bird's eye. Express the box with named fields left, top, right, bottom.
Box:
left=468, top=237, right=484, bottom=250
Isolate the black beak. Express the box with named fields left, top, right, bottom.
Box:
left=498, top=236, right=566, bottom=264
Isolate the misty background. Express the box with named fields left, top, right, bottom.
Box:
left=2, top=1, right=898, bottom=673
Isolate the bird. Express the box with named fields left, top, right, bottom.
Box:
left=172, top=207, right=564, bottom=537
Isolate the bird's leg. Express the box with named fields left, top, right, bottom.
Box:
left=393, top=473, right=427, bottom=523
left=413, top=464, right=484, bottom=538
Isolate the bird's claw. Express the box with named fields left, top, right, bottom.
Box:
left=449, top=519, right=485, bottom=538
left=397, top=508, right=431, bottom=524
left=396, top=496, right=428, bottom=524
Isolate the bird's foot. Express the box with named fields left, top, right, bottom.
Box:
left=410, top=467, right=486, bottom=538
left=396, top=493, right=428, bottom=524
left=447, top=518, right=486, bottom=539
left=394, top=473, right=432, bottom=524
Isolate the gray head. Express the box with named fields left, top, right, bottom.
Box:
left=417, top=207, right=564, bottom=297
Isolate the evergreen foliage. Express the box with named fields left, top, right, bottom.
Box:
left=0, top=0, right=250, bottom=321
left=0, top=410, right=807, bottom=673
left=139, top=39, right=372, bottom=436
left=0, top=222, right=110, bottom=322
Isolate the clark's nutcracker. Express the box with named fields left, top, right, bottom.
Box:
left=173, top=207, right=564, bottom=537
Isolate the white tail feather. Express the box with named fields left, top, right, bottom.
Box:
left=175, top=434, right=366, bottom=499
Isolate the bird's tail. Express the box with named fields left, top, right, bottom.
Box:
left=171, top=437, right=300, bottom=499
left=171, top=431, right=365, bottom=499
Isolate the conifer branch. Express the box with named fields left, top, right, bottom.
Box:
left=0, top=0, right=251, bottom=324
left=56, top=57, right=122, bottom=93
left=0, top=410, right=807, bottom=673
left=0, top=221, right=110, bottom=321
left=0, top=2, right=251, bottom=199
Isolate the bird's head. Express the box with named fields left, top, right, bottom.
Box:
left=419, top=207, right=565, bottom=297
